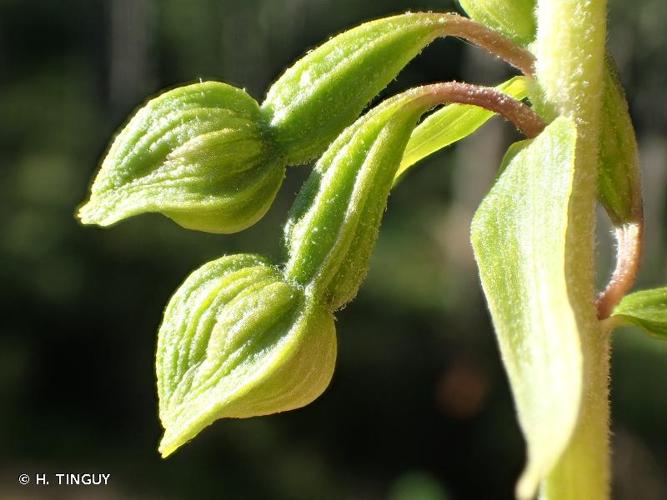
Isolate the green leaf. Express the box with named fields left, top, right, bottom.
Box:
left=395, top=76, right=529, bottom=184
left=611, top=288, right=667, bottom=338
left=598, top=58, right=642, bottom=225
left=157, top=254, right=336, bottom=457
left=459, top=0, right=536, bottom=45
left=261, top=12, right=451, bottom=165
left=496, top=138, right=532, bottom=177
left=284, top=88, right=437, bottom=309
left=471, top=117, right=581, bottom=497
left=78, top=82, right=285, bottom=234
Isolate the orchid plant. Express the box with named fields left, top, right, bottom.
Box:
left=78, top=1, right=666, bottom=498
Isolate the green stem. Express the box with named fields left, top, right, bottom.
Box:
left=533, top=1, right=610, bottom=499
left=539, top=330, right=611, bottom=499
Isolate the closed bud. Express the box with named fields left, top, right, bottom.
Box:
left=458, top=0, right=536, bottom=45
left=261, top=13, right=451, bottom=165
left=284, top=89, right=436, bottom=310
left=157, top=254, right=336, bottom=457
left=78, top=82, right=285, bottom=234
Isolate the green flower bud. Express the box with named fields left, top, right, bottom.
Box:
left=261, top=13, right=451, bottom=165
left=458, top=0, right=536, bottom=45
left=78, top=82, right=285, bottom=234
left=284, top=89, right=437, bottom=310
left=157, top=254, right=336, bottom=457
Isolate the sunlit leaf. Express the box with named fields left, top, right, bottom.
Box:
left=471, top=117, right=581, bottom=498
left=611, top=287, right=667, bottom=338
left=496, top=138, right=531, bottom=177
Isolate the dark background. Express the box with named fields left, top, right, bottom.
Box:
left=1, top=1, right=667, bottom=498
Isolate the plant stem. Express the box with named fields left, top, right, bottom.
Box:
left=533, top=1, right=610, bottom=499
left=539, top=330, right=610, bottom=500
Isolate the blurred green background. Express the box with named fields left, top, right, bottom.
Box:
left=1, top=1, right=667, bottom=498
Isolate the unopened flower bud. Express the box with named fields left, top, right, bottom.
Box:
left=284, top=89, right=436, bottom=309
left=261, top=13, right=451, bottom=165
left=78, top=82, right=285, bottom=234
left=157, top=254, right=336, bottom=457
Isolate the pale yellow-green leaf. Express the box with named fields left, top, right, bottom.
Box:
left=471, top=117, right=581, bottom=498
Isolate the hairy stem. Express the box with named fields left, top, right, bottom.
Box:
left=441, top=14, right=536, bottom=77
left=422, top=81, right=544, bottom=138
left=533, top=0, right=610, bottom=499
left=596, top=219, right=643, bottom=319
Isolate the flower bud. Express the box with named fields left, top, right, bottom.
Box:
left=157, top=254, right=336, bottom=457
left=284, top=89, right=435, bottom=309
left=78, top=82, right=285, bottom=234
left=458, top=0, right=536, bottom=45
left=261, top=13, right=450, bottom=165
